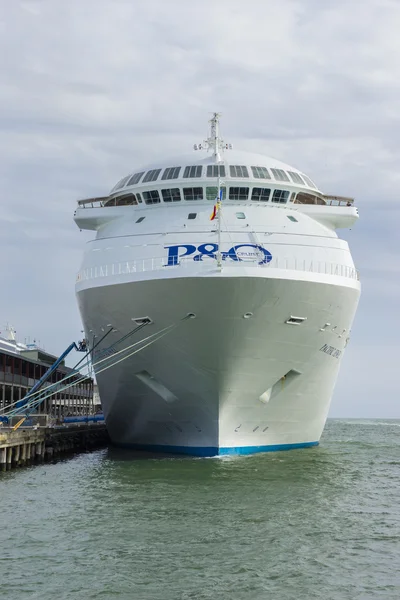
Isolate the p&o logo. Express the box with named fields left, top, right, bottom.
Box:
left=165, top=243, right=272, bottom=266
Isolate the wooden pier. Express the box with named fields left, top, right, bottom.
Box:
left=0, top=423, right=109, bottom=470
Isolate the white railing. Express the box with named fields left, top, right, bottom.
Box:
left=323, top=195, right=355, bottom=206
left=77, top=197, right=108, bottom=208
left=76, top=255, right=360, bottom=283
left=76, top=196, right=355, bottom=209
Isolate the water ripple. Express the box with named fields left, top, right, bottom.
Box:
left=0, top=420, right=399, bottom=599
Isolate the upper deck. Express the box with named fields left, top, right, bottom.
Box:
left=74, top=114, right=358, bottom=231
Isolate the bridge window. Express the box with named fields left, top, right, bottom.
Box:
left=105, top=195, right=139, bottom=207
left=127, top=172, right=145, bottom=186
left=229, top=165, right=249, bottom=178
left=162, top=188, right=181, bottom=202
left=301, top=174, right=317, bottom=189
left=115, top=194, right=137, bottom=206
left=272, top=189, right=290, bottom=203
left=188, top=213, right=197, bottom=219
left=229, top=187, right=249, bottom=200
left=251, top=166, right=271, bottom=179
left=113, top=175, right=131, bottom=191
left=206, top=186, right=226, bottom=201
left=162, top=167, right=181, bottom=180
left=143, top=190, right=160, bottom=204
left=251, top=187, right=271, bottom=202
left=183, top=187, right=203, bottom=201
left=136, top=217, right=145, bottom=223
left=287, top=171, right=305, bottom=185
left=207, top=165, right=226, bottom=177
left=271, top=169, right=290, bottom=182
left=143, top=169, right=162, bottom=183
left=183, top=165, right=202, bottom=178
left=137, top=193, right=142, bottom=203
left=295, top=193, right=318, bottom=205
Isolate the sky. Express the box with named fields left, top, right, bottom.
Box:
left=0, top=0, right=399, bottom=418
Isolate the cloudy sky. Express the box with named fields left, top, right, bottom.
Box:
left=1, top=0, right=399, bottom=418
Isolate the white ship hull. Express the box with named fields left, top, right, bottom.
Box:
left=77, top=268, right=359, bottom=456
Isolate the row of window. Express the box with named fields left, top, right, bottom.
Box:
left=105, top=189, right=325, bottom=207
left=112, top=165, right=317, bottom=191
left=105, top=187, right=294, bottom=206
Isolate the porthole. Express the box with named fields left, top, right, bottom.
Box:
left=136, top=217, right=145, bottom=223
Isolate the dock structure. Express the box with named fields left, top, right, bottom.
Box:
left=0, top=327, right=109, bottom=470
left=0, top=423, right=109, bottom=470
left=0, top=327, right=97, bottom=421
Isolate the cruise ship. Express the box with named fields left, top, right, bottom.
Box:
left=74, top=114, right=360, bottom=456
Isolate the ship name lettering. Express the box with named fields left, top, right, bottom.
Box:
left=320, top=344, right=342, bottom=359
left=165, top=243, right=272, bottom=266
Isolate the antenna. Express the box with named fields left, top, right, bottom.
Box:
left=193, top=112, right=232, bottom=161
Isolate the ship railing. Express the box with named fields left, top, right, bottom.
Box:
left=77, top=197, right=108, bottom=208
left=76, top=195, right=355, bottom=209
left=77, top=256, right=360, bottom=283
left=322, top=195, right=355, bottom=206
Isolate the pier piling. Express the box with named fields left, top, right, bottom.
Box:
left=0, top=424, right=108, bottom=470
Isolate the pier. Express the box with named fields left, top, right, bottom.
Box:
left=0, top=327, right=109, bottom=471
left=0, top=423, right=109, bottom=470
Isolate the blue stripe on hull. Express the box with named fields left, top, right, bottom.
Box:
left=113, top=441, right=319, bottom=457
left=219, top=441, right=319, bottom=455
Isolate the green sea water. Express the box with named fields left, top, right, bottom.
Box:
left=1, top=419, right=399, bottom=600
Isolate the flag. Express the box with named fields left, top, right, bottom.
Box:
left=210, top=200, right=220, bottom=221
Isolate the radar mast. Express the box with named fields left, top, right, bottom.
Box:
left=193, top=112, right=232, bottom=161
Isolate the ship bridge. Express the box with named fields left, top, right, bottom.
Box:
left=74, top=113, right=358, bottom=231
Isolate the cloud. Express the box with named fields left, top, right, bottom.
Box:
left=0, top=0, right=399, bottom=416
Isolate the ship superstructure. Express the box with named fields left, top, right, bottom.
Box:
left=74, top=114, right=360, bottom=455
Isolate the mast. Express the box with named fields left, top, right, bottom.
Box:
left=193, top=112, right=232, bottom=162
left=217, top=176, right=222, bottom=269
left=193, top=114, right=232, bottom=269
left=210, top=112, right=222, bottom=161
